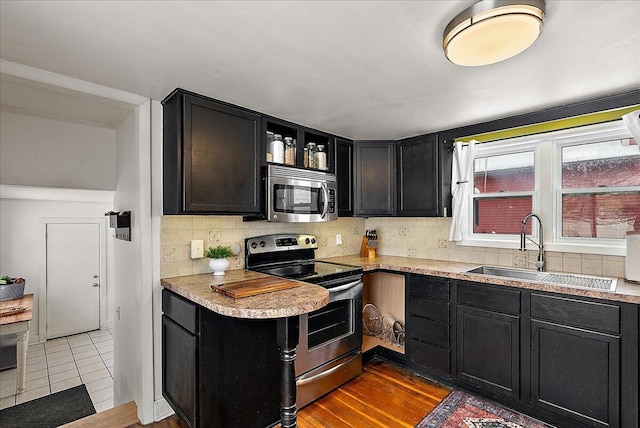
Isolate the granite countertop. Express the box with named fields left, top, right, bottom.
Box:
left=161, top=269, right=329, bottom=319
left=322, top=255, right=640, bottom=304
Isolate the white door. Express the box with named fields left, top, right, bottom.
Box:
left=46, top=223, right=101, bottom=339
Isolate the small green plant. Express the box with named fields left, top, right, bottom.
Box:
left=206, top=245, right=233, bottom=259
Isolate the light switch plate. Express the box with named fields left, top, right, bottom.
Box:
left=190, top=239, right=204, bottom=259
left=336, top=234, right=342, bottom=246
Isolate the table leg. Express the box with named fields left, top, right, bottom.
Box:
left=277, top=317, right=299, bottom=428
left=16, top=330, right=29, bottom=393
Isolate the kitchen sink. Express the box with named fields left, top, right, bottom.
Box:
left=466, top=266, right=617, bottom=292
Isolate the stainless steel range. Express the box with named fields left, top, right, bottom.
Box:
left=245, top=234, right=363, bottom=407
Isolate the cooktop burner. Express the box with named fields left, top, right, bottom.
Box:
left=256, top=260, right=362, bottom=284
left=245, top=234, right=362, bottom=285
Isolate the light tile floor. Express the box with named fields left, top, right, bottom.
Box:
left=0, top=329, right=114, bottom=413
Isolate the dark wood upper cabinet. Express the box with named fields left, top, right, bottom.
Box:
left=397, top=134, right=449, bottom=217
left=397, top=134, right=443, bottom=217
left=335, top=138, right=354, bottom=217
left=354, top=141, right=396, bottom=216
left=163, top=89, right=261, bottom=214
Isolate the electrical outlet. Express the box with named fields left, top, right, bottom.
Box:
left=336, top=234, right=342, bottom=245
left=190, top=240, right=204, bottom=259
left=399, top=228, right=406, bottom=236
left=438, top=239, right=448, bottom=249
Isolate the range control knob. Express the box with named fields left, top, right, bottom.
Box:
left=311, top=238, right=316, bottom=244
left=259, top=241, right=266, bottom=248
left=250, top=242, right=258, bottom=249
left=305, top=238, right=310, bottom=245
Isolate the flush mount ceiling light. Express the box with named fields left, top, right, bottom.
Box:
left=443, top=0, right=546, bottom=66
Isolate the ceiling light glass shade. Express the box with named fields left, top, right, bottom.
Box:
left=443, top=0, right=545, bottom=66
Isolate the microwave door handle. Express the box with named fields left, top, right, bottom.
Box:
left=320, top=183, right=329, bottom=219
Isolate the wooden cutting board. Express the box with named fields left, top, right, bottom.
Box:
left=211, top=277, right=300, bottom=299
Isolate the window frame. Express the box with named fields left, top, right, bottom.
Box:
left=551, top=123, right=638, bottom=253
left=458, top=121, right=634, bottom=256
left=463, top=138, right=544, bottom=249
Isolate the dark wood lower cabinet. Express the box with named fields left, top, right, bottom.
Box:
left=456, top=305, right=520, bottom=400
left=531, top=320, right=620, bottom=428
left=162, top=289, right=280, bottom=428
left=162, top=316, right=197, bottom=427
left=406, top=278, right=638, bottom=428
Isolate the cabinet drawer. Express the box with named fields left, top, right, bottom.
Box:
left=411, top=316, right=449, bottom=348
left=410, top=339, right=450, bottom=374
left=457, top=281, right=520, bottom=315
left=410, top=275, right=450, bottom=301
left=162, top=289, right=197, bottom=334
left=531, top=293, right=620, bottom=335
left=410, top=297, right=449, bottom=322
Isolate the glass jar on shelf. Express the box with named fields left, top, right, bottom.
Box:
left=266, top=131, right=274, bottom=163
left=272, top=134, right=284, bottom=164
left=284, top=137, right=296, bottom=166
left=307, top=142, right=318, bottom=169
left=317, top=144, right=327, bottom=171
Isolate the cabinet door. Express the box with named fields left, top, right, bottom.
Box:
left=335, top=138, right=354, bottom=217
left=164, top=91, right=262, bottom=214
left=354, top=141, right=395, bottom=216
left=456, top=305, right=520, bottom=399
left=162, top=315, right=197, bottom=428
left=183, top=94, right=261, bottom=213
left=397, top=134, right=439, bottom=216
left=531, top=320, right=620, bottom=428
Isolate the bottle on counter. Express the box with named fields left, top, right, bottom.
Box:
left=284, top=137, right=296, bottom=165
left=317, top=144, right=327, bottom=171
left=272, top=134, right=284, bottom=164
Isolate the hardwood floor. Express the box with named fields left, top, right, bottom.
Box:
left=63, top=359, right=449, bottom=427
left=132, top=358, right=451, bottom=428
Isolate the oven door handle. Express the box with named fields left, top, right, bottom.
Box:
left=320, top=183, right=329, bottom=219
left=296, top=351, right=361, bottom=386
left=327, top=279, right=362, bottom=294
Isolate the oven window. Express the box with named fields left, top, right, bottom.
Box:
left=307, top=300, right=353, bottom=349
left=273, top=185, right=323, bottom=214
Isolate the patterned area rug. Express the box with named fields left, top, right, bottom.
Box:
left=416, top=390, right=552, bottom=428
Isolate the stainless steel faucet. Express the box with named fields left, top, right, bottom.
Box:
left=520, top=213, right=544, bottom=271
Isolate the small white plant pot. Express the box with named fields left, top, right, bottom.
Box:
left=209, top=258, right=230, bottom=276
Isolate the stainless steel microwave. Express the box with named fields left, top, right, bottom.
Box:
left=265, top=165, right=337, bottom=222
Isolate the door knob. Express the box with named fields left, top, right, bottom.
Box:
left=93, top=275, right=99, bottom=279
left=93, top=283, right=100, bottom=287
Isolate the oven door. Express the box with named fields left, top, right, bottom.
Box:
left=267, top=176, right=337, bottom=222
left=295, top=275, right=363, bottom=376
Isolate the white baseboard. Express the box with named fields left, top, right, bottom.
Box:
left=154, top=397, right=174, bottom=422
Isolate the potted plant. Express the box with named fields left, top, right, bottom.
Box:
left=206, top=245, right=234, bottom=276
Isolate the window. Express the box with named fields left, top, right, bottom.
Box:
left=473, top=151, right=535, bottom=235
left=557, top=137, right=640, bottom=240
left=460, top=121, right=637, bottom=255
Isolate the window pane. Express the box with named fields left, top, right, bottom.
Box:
left=562, top=139, right=640, bottom=188
left=474, top=196, right=533, bottom=235
left=562, top=192, right=640, bottom=238
left=474, top=151, right=535, bottom=193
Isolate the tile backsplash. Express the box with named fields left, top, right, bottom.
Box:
left=161, top=215, right=626, bottom=279
left=366, top=217, right=626, bottom=278
left=160, top=216, right=365, bottom=278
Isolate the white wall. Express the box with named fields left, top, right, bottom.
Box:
left=112, top=101, right=155, bottom=424
left=0, top=189, right=114, bottom=342
left=0, top=110, right=116, bottom=190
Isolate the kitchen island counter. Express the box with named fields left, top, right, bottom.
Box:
left=160, top=269, right=329, bottom=319
left=322, top=255, right=640, bottom=304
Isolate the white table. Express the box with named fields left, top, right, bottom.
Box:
left=0, top=293, right=33, bottom=393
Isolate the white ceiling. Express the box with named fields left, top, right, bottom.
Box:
left=0, top=1, right=638, bottom=140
